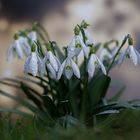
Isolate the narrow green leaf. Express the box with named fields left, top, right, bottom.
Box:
left=20, top=83, right=43, bottom=110
left=0, top=108, right=32, bottom=118
left=0, top=90, right=47, bottom=119
left=89, top=74, right=111, bottom=112
left=42, top=96, right=59, bottom=118
left=52, top=42, right=64, bottom=61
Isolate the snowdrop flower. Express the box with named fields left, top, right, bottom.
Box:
left=24, top=44, right=42, bottom=76
left=43, top=51, right=60, bottom=79
left=7, top=35, right=31, bottom=60
left=87, top=47, right=106, bottom=78
left=28, top=31, right=37, bottom=42
left=68, top=35, right=89, bottom=58
left=57, top=57, right=80, bottom=80
left=118, top=36, right=140, bottom=66
left=99, top=48, right=112, bottom=62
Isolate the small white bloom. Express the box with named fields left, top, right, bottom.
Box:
left=57, top=57, right=80, bottom=80
left=126, top=45, right=140, bottom=66
left=118, top=45, right=140, bottom=66
left=24, top=45, right=42, bottom=76
left=68, top=35, right=89, bottom=58
left=28, top=31, right=37, bottom=42
left=7, top=36, right=31, bottom=61
left=44, top=51, right=60, bottom=79
left=87, top=54, right=106, bottom=78
left=99, top=48, right=112, bottom=62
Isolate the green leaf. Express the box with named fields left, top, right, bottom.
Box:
left=42, top=96, right=59, bottom=118
left=57, top=115, right=85, bottom=129
left=0, top=108, right=32, bottom=118
left=89, top=74, right=111, bottom=112
left=20, top=83, right=43, bottom=109
left=0, top=90, right=47, bottom=119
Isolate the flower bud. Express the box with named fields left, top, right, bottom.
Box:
left=74, top=26, right=80, bottom=35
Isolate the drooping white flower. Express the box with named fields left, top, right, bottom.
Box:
left=7, top=36, right=30, bottom=60
left=7, top=31, right=34, bottom=61
left=43, top=51, right=60, bottom=79
left=99, top=48, right=112, bottom=62
left=87, top=54, right=106, bottom=78
left=28, top=31, right=37, bottom=42
left=68, top=35, right=89, bottom=58
left=118, top=45, right=140, bottom=66
left=57, top=57, right=80, bottom=80
left=125, top=45, right=140, bottom=66
left=24, top=44, right=42, bottom=76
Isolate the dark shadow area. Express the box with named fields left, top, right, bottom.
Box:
left=0, top=0, right=68, bottom=22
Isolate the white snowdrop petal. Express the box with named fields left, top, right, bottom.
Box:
left=24, top=56, right=31, bottom=74
left=67, top=45, right=75, bottom=58
left=135, top=49, right=140, bottom=63
left=87, top=54, right=95, bottom=78
left=38, top=56, right=45, bottom=77
left=29, top=53, right=38, bottom=76
left=74, top=36, right=82, bottom=56
left=57, top=60, right=66, bottom=80
left=75, top=48, right=82, bottom=56
left=129, top=45, right=138, bottom=66
left=99, top=48, right=112, bottom=62
left=117, top=51, right=126, bottom=65
left=96, top=56, right=107, bottom=75
left=7, top=44, right=15, bottom=61
left=78, top=36, right=89, bottom=58
left=28, top=31, right=37, bottom=42
left=54, top=55, right=61, bottom=68
left=15, top=40, right=24, bottom=59
left=19, top=37, right=31, bottom=56
left=71, top=59, right=80, bottom=79
left=65, top=69, right=73, bottom=79
left=48, top=51, right=59, bottom=72
left=63, top=58, right=73, bottom=79
left=47, top=63, right=57, bottom=79
left=24, top=53, right=38, bottom=76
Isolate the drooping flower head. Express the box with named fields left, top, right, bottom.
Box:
left=118, top=35, right=140, bottom=66
left=24, top=43, right=42, bottom=76
left=43, top=51, right=60, bottom=79
left=67, top=25, right=89, bottom=58
left=57, top=56, right=80, bottom=80
left=87, top=46, right=106, bottom=78
left=7, top=33, right=31, bottom=60
left=28, top=31, right=37, bottom=42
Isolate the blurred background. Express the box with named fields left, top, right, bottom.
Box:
left=0, top=0, right=140, bottom=108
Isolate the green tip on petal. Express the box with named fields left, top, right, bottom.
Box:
left=74, top=26, right=80, bottom=35
left=14, top=33, right=20, bottom=40
left=81, top=20, right=89, bottom=29
left=90, top=47, right=95, bottom=54
left=128, top=35, right=134, bottom=45
left=31, top=43, right=36, bottom=52
left=76, top=43, right=82, bottom=48
left=65, top=65, right=72, bottom=70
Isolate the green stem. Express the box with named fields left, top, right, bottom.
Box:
left=81, top=71, right=88, bottom=123
left=35, top=22, right=50, bottom=41
left=79, top=26, right=89, bottom=123
left=107, top=35, right=128, bottom=75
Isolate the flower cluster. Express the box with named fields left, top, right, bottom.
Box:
left=7, top=21, right=140, bottom=80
